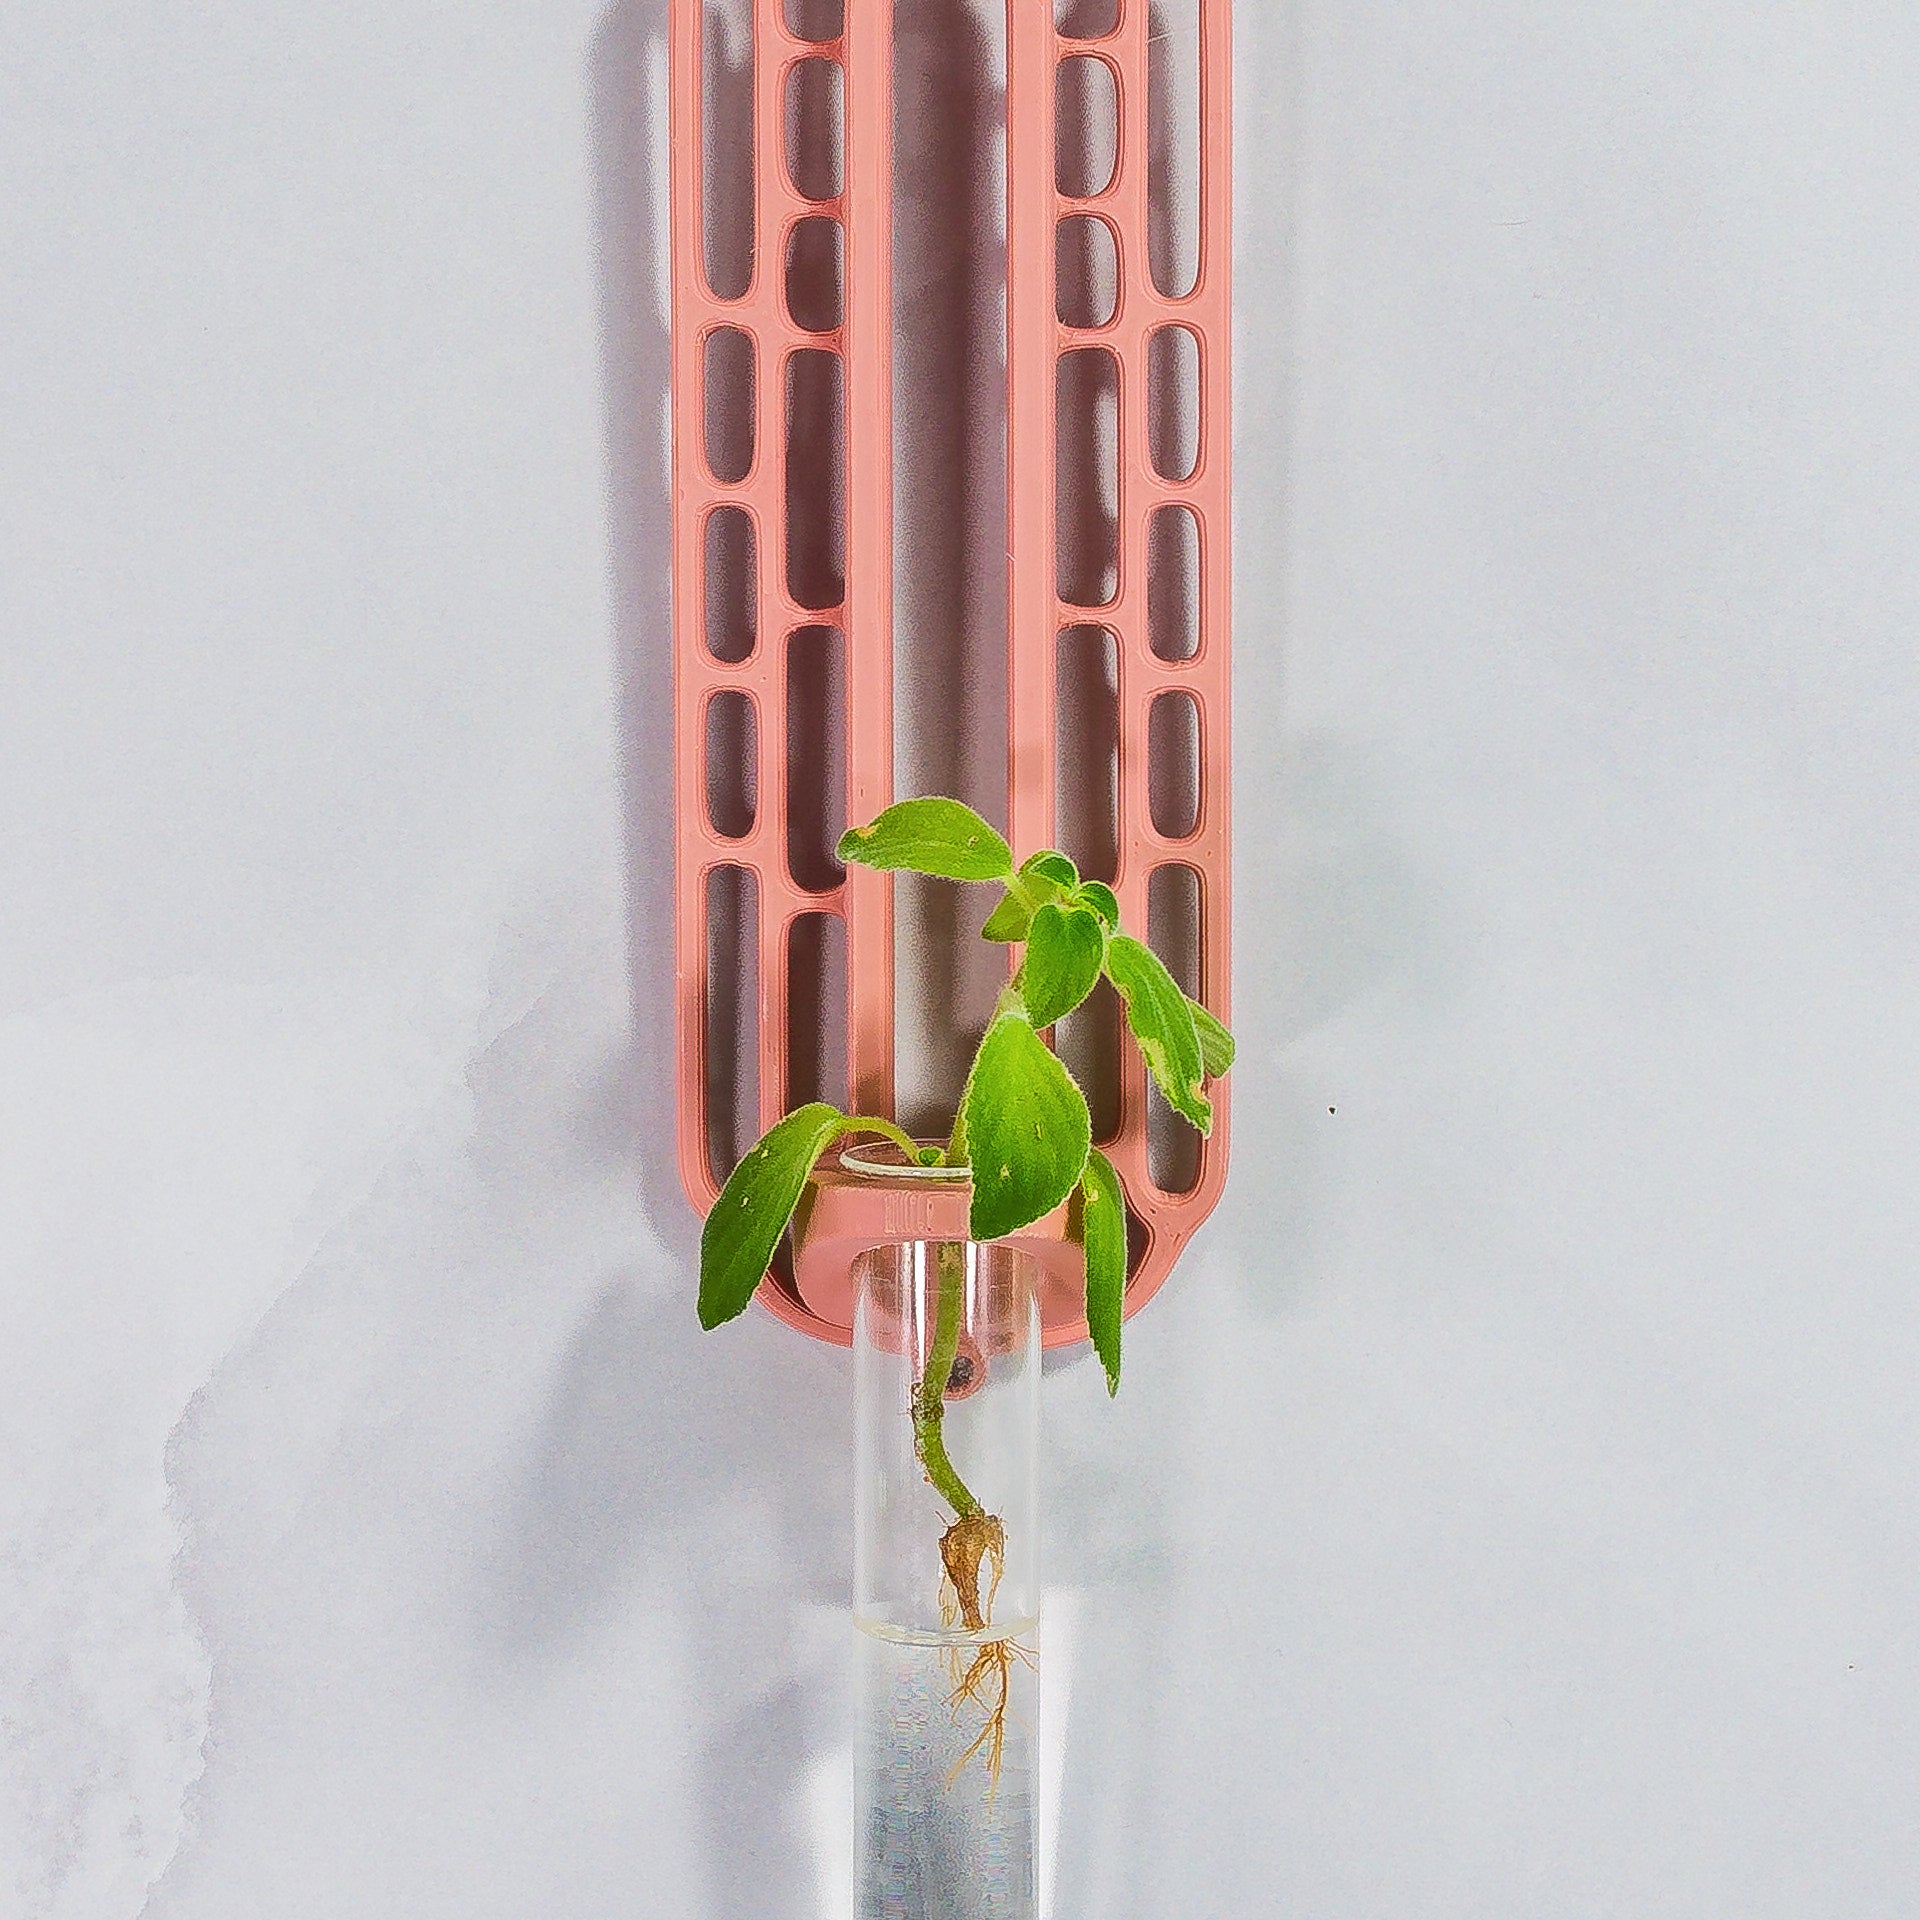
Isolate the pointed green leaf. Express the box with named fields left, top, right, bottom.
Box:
left=1188, top=997, right=1236, bottom=1078
left=961, top=1012, right=1092, bottom=1241
left=837, top=799, right=1013, bottom=882
left=699, top=1104, right=856, bottom=1329
left=1074, top=880, right=1119, bottom=930
left=1020, top=849, right=1079, bottom=892
left=1105, top=934, right=1212, bottom=1133
left=1020, top=902, right=1105, bottom=1029
left=1079, top=1146, right=1127, bottom=1395
left=981, top=889, right=1033, bottom=943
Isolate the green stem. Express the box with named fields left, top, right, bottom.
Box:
left=847, top=1107, right=979, bottom=1511
left=907, top=1081, right=1014, bottom=1519
left=913, top=1241, right=981, bottom=1519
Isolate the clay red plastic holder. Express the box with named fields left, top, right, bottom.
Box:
left=670, top=0, right=1231, bottom=1348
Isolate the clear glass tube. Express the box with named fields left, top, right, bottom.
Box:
left=850, top=1155, right=1040, bottom=1920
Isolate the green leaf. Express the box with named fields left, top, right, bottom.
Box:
left=699, top=1104, right=857, bottom=1329
left=1020, top=902, right=1105, bottom=1029
left=1079, top=1146, right=1127, bottom=1395
left=1105, top=935, right=1212, bottom=1133
left=982, top=856, right=1077, bottom=944
left=1074, top=880, right=1119, bottom=930
left=1020, top=849, right=1079, bottom=892
left=837, top=799, right=1013, bottom=882
left=981, top=889, right=1033, bottom=943
left=1188, top=996, right=1236, bottom=1077
left=961, top=1011, right=1092, bottom=1241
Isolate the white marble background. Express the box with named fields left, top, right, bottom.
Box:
left=6, top=3, right=1920, bottom=1915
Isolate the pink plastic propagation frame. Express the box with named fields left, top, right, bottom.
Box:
left=671, top=0, right=1230, bottom=1348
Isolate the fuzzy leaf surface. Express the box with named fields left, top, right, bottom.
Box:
left=837, top=799, right=1013, bottom=882
left=981, top=857, right=1076, bottom=944
left=962, top=1012, right=1092, bottom=1241
left=1021, top=902, right=1106, bottom=1029
left=1105, top=935, right=1212, bottom=1132
left=1188, top=996, right=1235, bottom=1077
left=1021, top=849, right=1079, bottom=892
left=699, top=1104, right=854, bottom=1329
left=1075, top=880, right=1119, bottom=929
left=1079, top=1146, right=1127, bottom=1395
left=981, top=889, right=1033, bottom=943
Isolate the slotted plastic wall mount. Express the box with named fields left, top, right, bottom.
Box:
left=671, top=0, right=1231, bottom=1348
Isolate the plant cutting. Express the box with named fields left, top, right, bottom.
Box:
left=697, top=796, right=1235, bottom=1776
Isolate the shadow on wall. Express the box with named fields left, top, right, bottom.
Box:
left=486, top=1264, right=851, bottom=1918
left=593, top=0, right=696, bottom=1255
left=149, top=973, right=857, bottom=1917
left=587, top=9, right=860, bottom=1916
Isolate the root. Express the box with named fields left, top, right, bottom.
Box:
left=934, top=1510, right=1030, bottom=1794
left=942, top=1636, right=1037, bottom=1796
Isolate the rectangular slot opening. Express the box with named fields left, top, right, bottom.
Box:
left=785, top=215, right=844, bottom=334
left=786, top=624, right=847, bottom=891
left=1147, top=503, right=1199, bottom=661
left=1146, top=862, right=1204, bottom=1194
left=787, top=912, right=850, bottom=1111
left=704, top=689, right=758, bottom=840
left=1146, top=0, right=1200, bottom=300
left=1055, top=624, right=1119, bottom=884
left=704, top=864, right=760, bottom=1186
left=785, top=348, right=846, bottom=610
left=1056, top=0, right=1118, bottom=39
left=784, top=0, right=842, bottom=41
left=784, top=56, right=845, bottom=202
left=1056, top=55, right=1118, bottom=199
left=703, top=325, right=756, bottom=484
left=1056, top=214, right=1118, bottom=330
left=704, top=505, right=758, bottom=662
left=1147, top=689, right=1200, bottom=841
left=1056, top=347, right=1119, bottom=609
left=1147, top=325, right=1200, bottom=483
left=1058, top=976, right=1123, bottom=1145
left=701, top=0, right=755, bottom=301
